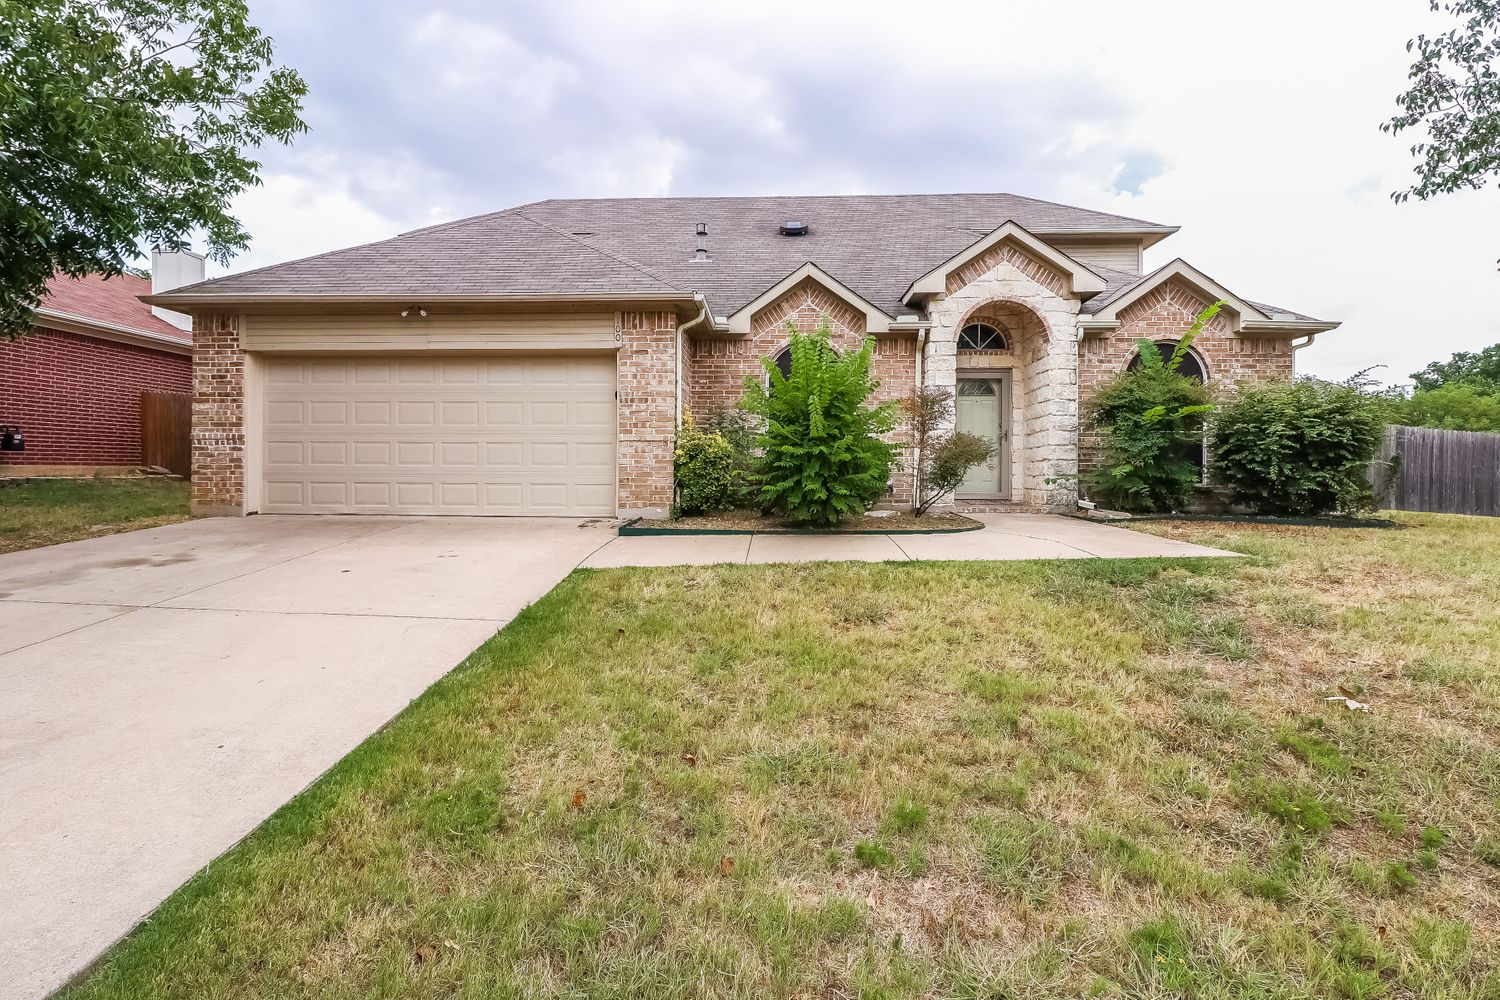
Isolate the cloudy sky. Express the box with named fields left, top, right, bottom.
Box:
left=215, top=0, right=1499, bottom=385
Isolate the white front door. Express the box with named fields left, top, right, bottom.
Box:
left=956, top=376, right=1010, bottom=498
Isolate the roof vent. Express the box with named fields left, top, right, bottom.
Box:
left=694, top=222, right=709, bottom=261
left=779, top=220, right=809, bottom=237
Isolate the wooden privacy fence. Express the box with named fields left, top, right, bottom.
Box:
left=141, top=390, right=191, bottom=478
left=1374, top=424, right=1500, bottom=517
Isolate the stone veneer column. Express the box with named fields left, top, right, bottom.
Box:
left=923, top=255, right=1081, bottom=512
left=189, top=311, right=247, bottom=516
left=616, top=310, right=678, bottom=516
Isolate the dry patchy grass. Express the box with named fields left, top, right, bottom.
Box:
left=65, top=512, right=1500, bottom=999
left=0, top=477, right=189, bottom=553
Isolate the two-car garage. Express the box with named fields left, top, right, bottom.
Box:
left=258, top=355, right=616, bottom=516
left=243, top=314, right=620, bottom=517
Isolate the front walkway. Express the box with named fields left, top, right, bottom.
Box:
left=580, top=513, right=1235, bottom=567
left=0, top=512, right=1229, bottom=999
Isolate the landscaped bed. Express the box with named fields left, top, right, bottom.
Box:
left=623, top=510, right=983, bottom=534
left=0, top=477, right=189, bottom=554
left=64, top=511, right=1500, bottom=999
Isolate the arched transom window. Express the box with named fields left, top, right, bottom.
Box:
left=1127, top=340, right=1207, bottom=382
left=958, top=321, right=1009, bottom=351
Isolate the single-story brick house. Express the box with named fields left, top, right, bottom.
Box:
left=144, top=194, right=1339, bottom=517
left=1, top=256, right=201, bottom=473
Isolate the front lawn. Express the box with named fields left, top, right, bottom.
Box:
left=67, top=513, right=1500, bottom=998
left=0, top=477, right=190, bottom=554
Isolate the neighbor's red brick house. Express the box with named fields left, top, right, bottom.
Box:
left=0, top=265, right=195, bottom=472
left=143, top=194, right=1341, bottom=518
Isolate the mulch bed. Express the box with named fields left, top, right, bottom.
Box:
left=621, top=510, right=984, bottom=535
left=1124, top=512, right=1402, bottom=529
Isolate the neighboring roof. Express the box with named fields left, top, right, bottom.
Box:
left=36, top=273, right=192, bottom=349
left=150, top=193, right=1179, bottom=317
left=1080, top=258, right=1338, bottom=334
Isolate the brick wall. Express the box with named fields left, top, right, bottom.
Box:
left=1077, top=278, right=1296, bottom=475
left=685, top=278, right=919, bottom=505
left=190, top=312, right=247, bottom=515
left=0, top=326, right=190, bottom=467
left=617, top=309, right=678, bottom=514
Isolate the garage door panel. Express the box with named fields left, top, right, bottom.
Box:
left=261, top=355, right=616, bottom=516
left=352, top=441, right=391, bottom=466
left=351, top=482, right=393, bottom=507
left=352, top=401, right=393, bottom=425
left=395, top=482, right=436, bottom=507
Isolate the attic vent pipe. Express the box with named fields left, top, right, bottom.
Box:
left=779, top=220, right=808, bottom=236
left=694, top=222, right=709, bottom=261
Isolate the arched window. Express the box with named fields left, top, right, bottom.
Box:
left=773, top=346, right=793, bottom=379
left=958, top=321, right=1009, bottom=351
left=771, top=341, right=838, bottom=380
left=1128, top=340, right=1210, bottom=481
left=1128, top=340, right=1206, bottom=382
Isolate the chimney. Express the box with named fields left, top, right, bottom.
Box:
left=150, top=248, right=206, bottom=331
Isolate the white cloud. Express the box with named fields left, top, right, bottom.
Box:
left=219, top=0, right=1500, bottom=385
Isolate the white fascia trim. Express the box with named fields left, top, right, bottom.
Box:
left=1087, top=259, right=1270, bottom=333
left=901, top=220, right=1108, bottom=305
left=1241, top=319, right=1342, bottom=335
left=34, top=309, right=193, bottom=355
left=725, top=262, right=896, bottom=334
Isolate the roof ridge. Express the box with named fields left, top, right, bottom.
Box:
left=511, top=209, right=687, bottom=291
left=518, top=191, right=1176, bottom=229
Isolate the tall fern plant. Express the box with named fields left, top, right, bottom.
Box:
left=741, top=320, right=899, bottom=525
left=1085, top=302, right=1221, bottom=512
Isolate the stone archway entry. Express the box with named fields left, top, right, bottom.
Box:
left=956, top=374, right=1011, bottom=499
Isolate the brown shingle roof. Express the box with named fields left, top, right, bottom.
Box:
left=157, top=192, right=1178, bottom=316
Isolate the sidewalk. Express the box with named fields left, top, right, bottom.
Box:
left=580, top=513, right=1236, bottom=568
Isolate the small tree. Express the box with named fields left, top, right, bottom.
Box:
left=1212, top=379, right=1387, bottom=516
left=903, top=386, right=995, bottom=515
left=740, top=320, right=898, bottom=525
left=1084, top=303, right=1219, bottom=512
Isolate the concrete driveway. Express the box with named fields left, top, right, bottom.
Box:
left=0, top=515, right=616, bottom=1000
left=0, top=511, right=1228, bottom=998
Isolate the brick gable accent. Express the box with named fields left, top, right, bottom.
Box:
left=1077, top=277, right=1296, bottom=477
left=0, top=327, right=190, bottom=468
left=945, top=241, right=1069, bottom=297
left=686, top=277, right=918, bottom=505
left=688, top=277, right=873, bottom=417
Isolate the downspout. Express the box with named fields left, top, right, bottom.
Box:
left=1291, top=333, right=1319, bottom=360
left=912, top=328, right=926, bottom=511
left=675, top=294, right=710, bottom=431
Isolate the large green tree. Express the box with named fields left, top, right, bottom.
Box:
left=1384, top=1, right=1500, bottom=204
left=0, top=0, right=307, bottom=334
left=1410, top=342, right=1500, bottom=391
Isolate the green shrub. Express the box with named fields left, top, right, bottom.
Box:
left=740, top=320, right=899, bottom=525
left=673, top=414, right=734, bottom=515
left=1395, top=384, right=1500, bottom=432
left=1211, top=379, right=1386, bottom=516
left=902, top=386, right=994, bottom=515
left=1084, top=306, right=1217, bottom=512
left=699, top=406, right=761, bottom=507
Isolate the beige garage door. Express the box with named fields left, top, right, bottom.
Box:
left=261, top=355, right=616, bottom=515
